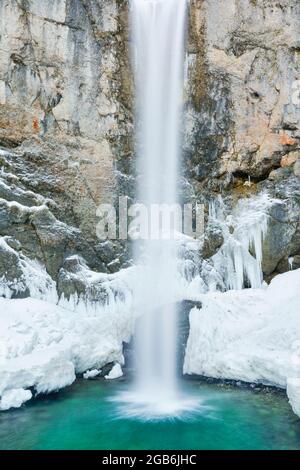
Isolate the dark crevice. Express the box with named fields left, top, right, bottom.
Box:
left=232, top=169, right=277, bottom=183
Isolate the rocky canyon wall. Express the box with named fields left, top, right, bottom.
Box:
left=186, top=0, right=300, bottom=187
left=0, top=0, right=299, bottom=282
left=0, top=0, right=133, bottom=235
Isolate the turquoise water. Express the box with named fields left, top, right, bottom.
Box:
left=1, top=379, right=300, bottom=450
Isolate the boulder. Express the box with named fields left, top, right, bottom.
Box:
left=294, top=160, right=300, bottom=177
left=0, top=240, right=27, bottom=298
left=281, top=151, right=300, bottom=168
left=200, top=221, right=224, bottom=259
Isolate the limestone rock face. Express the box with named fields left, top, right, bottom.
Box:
left=0, top=0, right=299, bottom=283
left=200, top=221, right=224, bottom=260
left=185, top=0, right=300, bottom=186
left=1, top=1, right=299, bottom=192
left=0, top=0, right=133, bottom=233
left=259, top=175, right=300, bottom=277
left=0, top=148, right=112, bottom=281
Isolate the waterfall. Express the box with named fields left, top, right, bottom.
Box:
left=130, top=0, right=188, bottom=411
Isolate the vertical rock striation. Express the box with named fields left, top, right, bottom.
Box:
left=185, top=0, right=300, bottom=187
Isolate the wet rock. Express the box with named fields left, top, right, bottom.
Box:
left=281, top=151, right=300, bottom=168
left=294, top=160, right=300, bottom=177
left=290, top=256, right=300, bottom=271
left=123, top=300, right=202, bottom=377
left=263, top=214, right=296, bottom=275
left=3, top=236, right=22, bottom=252
left=268, top=168, right=291, bottom=182
left=95, top=241, right=117, bottom=264
left=107, top=258, right=121, bottom=274
left=57, top=255, right=128, bottom=306
left=260, top=177, right=300, bottom=276
left=0, top=240, right=26, bottom=297
left=200, top=221, right=224, bottom=259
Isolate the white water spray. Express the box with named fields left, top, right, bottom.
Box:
left=130, top=0, right=188, bottom=413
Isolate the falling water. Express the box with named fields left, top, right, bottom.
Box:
left=129, top=0, right=188, bottom=414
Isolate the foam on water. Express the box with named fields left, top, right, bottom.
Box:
left=111, top=389, right=206, bottom=422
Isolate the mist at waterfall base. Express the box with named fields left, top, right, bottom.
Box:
left=114, top=0, right=196, bottom=419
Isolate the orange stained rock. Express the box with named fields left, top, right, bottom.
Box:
left=281, top=152, right=299, bottom=168
left=280, top=133, right=296, bottom=146
left=33, top=117, right=40, bottom=132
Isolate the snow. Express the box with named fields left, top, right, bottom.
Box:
left=83, top=369, right=101, bottom=379
left=287, top=378, right=300, bottom=417
left=0, top=241, right=200, bottom=410
left=0, top=295, right=133, bottom=407
left=0, top=149, right=11, bottom=156
left=0, top=388, right=32, bottom=411
left=210, top=193, right=277, bottom=290
left=184, top=269, right=300, bottom=415
left=58, top=258, right=135, bottom=318
left=105, top=363, right=123, bottom=380
left=1, top=261, right=300, bottom=416
left=1, top=186, right=300, bottom=417
left=0, top=237, right=58, bottom=301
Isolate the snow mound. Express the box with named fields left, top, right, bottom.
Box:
left=184, top=269, right=300, bottom=415
left=0, top=388, right=32, bottom=411
left=0, top=296, right=133, bottom=409
left=105, top=363, right=123, bottom=380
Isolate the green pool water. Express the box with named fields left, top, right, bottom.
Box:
left=1, top=378, right=300, bottom=450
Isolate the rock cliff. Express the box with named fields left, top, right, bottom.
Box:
left=0, top=0, right=299, bottom=285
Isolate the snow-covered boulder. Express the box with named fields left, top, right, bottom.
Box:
left=0, top=388, right=32, bottom=411
left=83, top=369, right=101, bottom=379
left=105, top=363, right=123, bottom=380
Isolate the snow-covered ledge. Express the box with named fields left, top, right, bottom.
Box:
left=287, top=379, right=300, bottom=417
left=184, top=269, right=300, bottom=418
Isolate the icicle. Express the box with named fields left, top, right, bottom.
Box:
left=210, top=193, right=275, bottom=291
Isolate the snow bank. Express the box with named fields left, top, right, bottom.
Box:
left=105, top=363, right=123, bottom=380
left=83, top=369, right=101, bottom=379
left=0, top=388, right=32, bottom=411
left=184, top=269, right=300, bottom=415
left=0, top=242, right=200, bottom=411
left=0, top=295, right=133, bottom=408
left=287, top=378, right=300, bottom=417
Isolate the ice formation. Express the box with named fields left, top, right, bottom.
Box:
left=210, top=193, right=275, bottom=290
left=1, top=178, right=300, bottom=418
left=0, top=237, right=57, bottom=302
